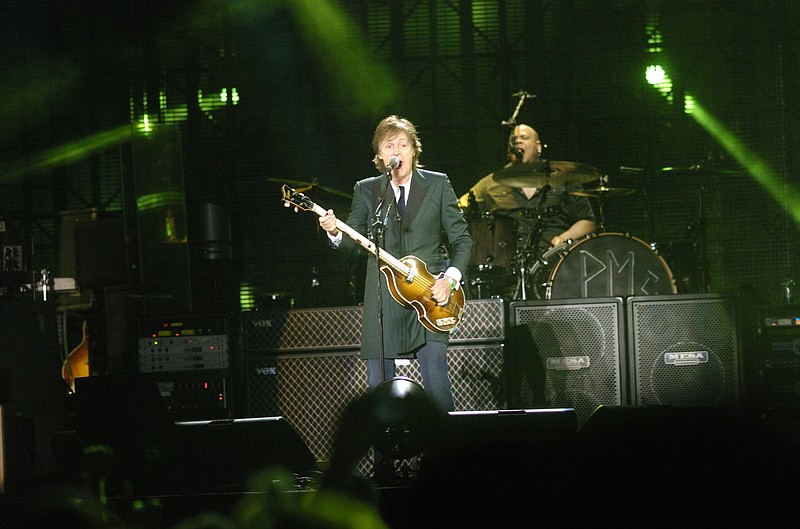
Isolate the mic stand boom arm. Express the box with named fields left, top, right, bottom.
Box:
left=501, top=90, right=536, bottom=127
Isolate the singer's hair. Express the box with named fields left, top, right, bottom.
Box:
left=372, top=115, right=424, bottom=171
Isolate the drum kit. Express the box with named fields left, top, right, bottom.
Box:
left=465, top=159, right=678, bottom=301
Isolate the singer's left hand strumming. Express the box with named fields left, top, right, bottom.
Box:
left=430, top=276, right=454, bottom=306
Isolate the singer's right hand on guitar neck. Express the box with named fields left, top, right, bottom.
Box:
left=319, top=209, right=339, bottom=237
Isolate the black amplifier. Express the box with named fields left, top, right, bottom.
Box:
left=137, top=315, right=230, bottom=373
left=152, top=372, right=230, bottom=420
left=757, top=306, right=800, bottom=369
left=756, top=306, right=800, bottom=406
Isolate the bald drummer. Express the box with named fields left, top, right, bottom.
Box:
left=459, top=124, right=596, bottom=251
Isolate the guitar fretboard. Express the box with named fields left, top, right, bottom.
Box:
left=309, top=203, right=418, bottom=283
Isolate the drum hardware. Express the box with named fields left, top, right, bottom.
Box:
left=510, top=188, right=558, bottom=301
left=492, top=160, right=601, bottom=191
left=515, top=205, right=565, bottom=219
left=651, top=170, right=712, bottom=293
left=571, top=170, right=641, bottom=233
left=570, top=174, right=639, bottom=197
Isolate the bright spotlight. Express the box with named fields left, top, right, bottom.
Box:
left=645, top=64, right=667, bottom=85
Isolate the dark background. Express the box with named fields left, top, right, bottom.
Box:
left=1, top=0, right=798, bottom=314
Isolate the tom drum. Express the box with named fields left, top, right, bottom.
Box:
left=466, top=213, right=517, bottom=278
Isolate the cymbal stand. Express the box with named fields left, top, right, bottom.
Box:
left=514, top=228, right=543, bottom=301
left=592, top=194, right=607, bottom=233
left=513, top=195, right=550, bottom=301
left=684, top=185, right=710, bottom=293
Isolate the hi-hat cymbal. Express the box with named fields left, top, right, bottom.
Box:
left=492, top=160, right=601, bottom=189
left=267, top=178, right=352, bottom=200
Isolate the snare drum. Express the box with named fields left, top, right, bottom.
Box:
left=530, top=233, right=676, bottom=299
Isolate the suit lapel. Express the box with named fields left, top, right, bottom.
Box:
left=405, top=168, right=429, bottom=226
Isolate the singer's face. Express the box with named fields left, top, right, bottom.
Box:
left=379, top=132, right=414, bottom=181
left=511, top=125, right=541, bottom=164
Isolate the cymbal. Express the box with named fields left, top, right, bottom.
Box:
left=266, top=178, right=352, bottom=200
left=492, top=161, right=601, bottom=189
left=571, top=173, right=639, bottom=197
left=571, top=186, right=638, bottom=198
left=661, top=164, right=741, bottom=176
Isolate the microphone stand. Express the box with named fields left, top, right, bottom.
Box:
left=371, top=169, right=396, bottom=384
left=515, top=185, right=551, bottom=300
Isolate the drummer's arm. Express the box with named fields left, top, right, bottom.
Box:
left=551, top=219, right=596, bottom=246
left=457, top=191, right=470, bottom=210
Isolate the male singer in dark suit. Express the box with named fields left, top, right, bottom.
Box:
left=319, top=115, right=472, bottom=412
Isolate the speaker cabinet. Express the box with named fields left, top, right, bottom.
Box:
left=245, top=343, right=505, bottom=464
left=173, top=417, right=315, bottom=492
left=0, top=303, right=63, bottom=474
left=509, top=298, right=625, bottom=427
left=240, top=299, right=505, bottom=353
left=442, top=408, right=577, bottom=457
left=395, top=344, right=505, bottom=411
left=245, top=351, right=365, bottom=463
left=626, top=294, right=740, bottom=407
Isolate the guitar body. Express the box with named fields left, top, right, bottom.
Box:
left=62, top=320, right=90, bottom=391
left=380, top=255, right=465, bottom=333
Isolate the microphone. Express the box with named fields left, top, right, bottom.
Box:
left=386, top=156, right=401, bottom=171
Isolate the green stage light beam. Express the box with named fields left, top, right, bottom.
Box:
left=645, top=65, right=800, bottom=226
left=687, top=97, right=800, bottom=227
left=0, top=124, right=133, bottom=184
left=288, top=0, right=398, bottom=115
left=645, top=64, right=800, bottom=227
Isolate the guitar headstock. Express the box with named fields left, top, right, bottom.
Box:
left=281, top=185, right=315, bottom=212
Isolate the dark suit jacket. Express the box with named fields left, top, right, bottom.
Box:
left=337, top=168, right=472, bottom=359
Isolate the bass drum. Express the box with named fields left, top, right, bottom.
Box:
left=531, top=233, right=676, bottom=300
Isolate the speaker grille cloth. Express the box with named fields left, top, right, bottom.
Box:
left=629, top=296, right=739, bottom=406
left=452, top=299, right=505, bottom=343
left=512, top=300, right=623, bottom=427
left=241, top=299, right=504, bottom=352
left=242, top=307, right=363, bottom=352
left=245, top=344, right=504, bottom=467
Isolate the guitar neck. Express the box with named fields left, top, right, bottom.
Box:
left=309, top=203, right=410, bottom=277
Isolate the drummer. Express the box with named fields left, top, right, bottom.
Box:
left=458, top=123, right=596, bottom=253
